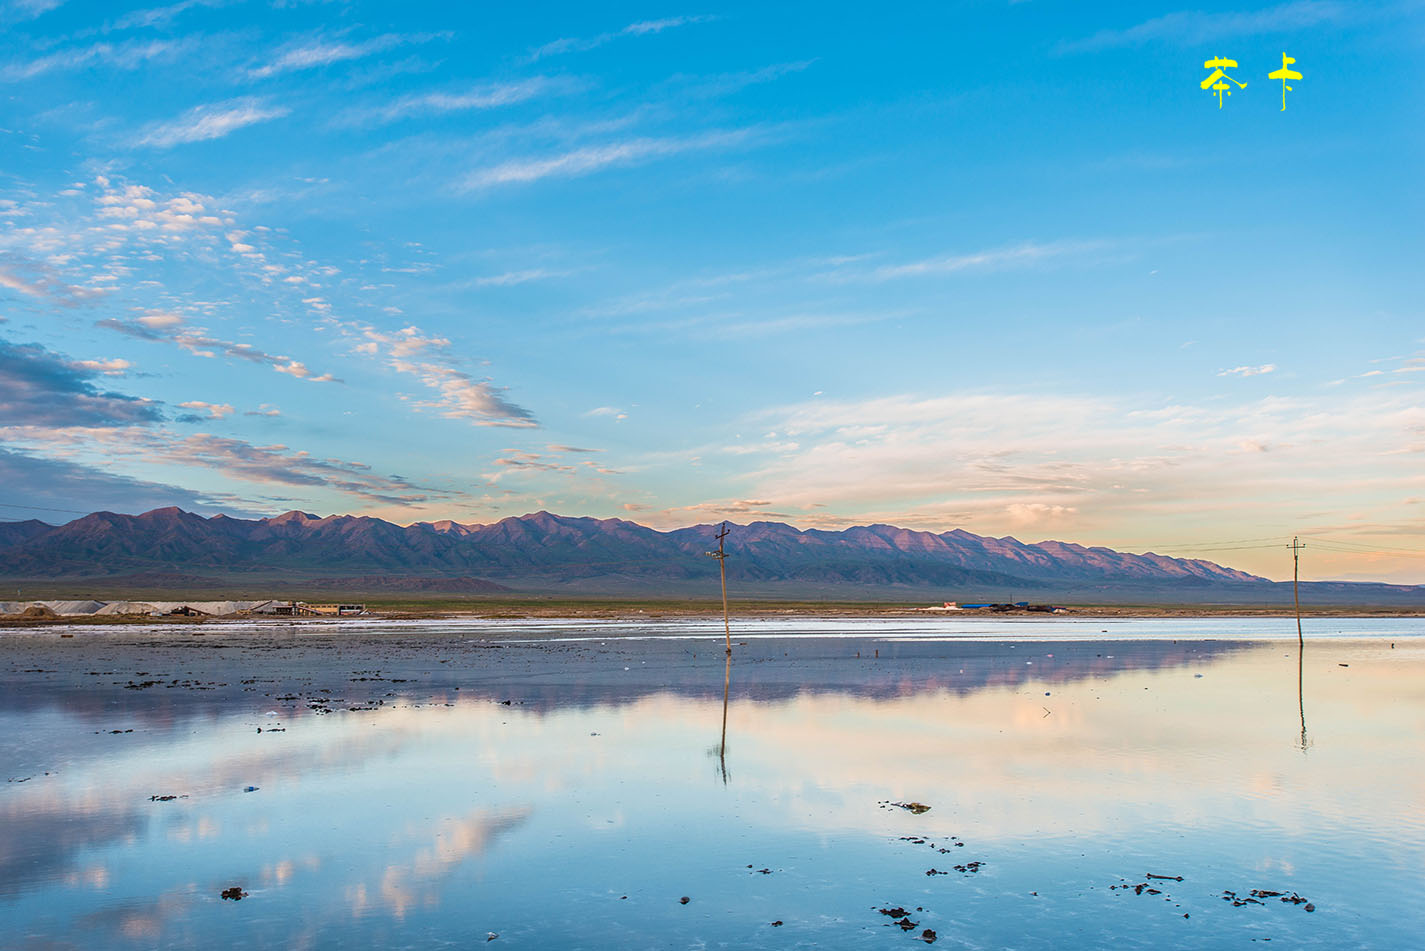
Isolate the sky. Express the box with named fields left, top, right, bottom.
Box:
left=1, top=0, right=1422, bottom=583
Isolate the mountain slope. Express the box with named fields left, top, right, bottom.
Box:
left=0, top=506, right=1418, bottom=604
left=0, top=519, right=54, bottom=550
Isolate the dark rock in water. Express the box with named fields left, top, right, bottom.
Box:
left=922, top=929, right=938, bottom=944
left=897, top=917, right=918, bottom=931
left=679, top=896, right=690, bottom=905
left=1304, top=903, right=1315, bottom=912
left=220, top=886, right=247, bottom=901
left=878, top=907, right=908, bottom=918
left=770, top=921, right=783, bottom=927
left=925, top=868, right=947, bottom=876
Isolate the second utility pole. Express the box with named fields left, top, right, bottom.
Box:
left=707, top=522, right=732, bottom=655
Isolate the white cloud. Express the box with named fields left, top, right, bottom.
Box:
left=134, top=97, right=290, bottom=148
left=1217, top=364, right=1277, bottom=377
left=74, top=358, right=132, bottom=376
left=179, top=400, right=235, bottom=419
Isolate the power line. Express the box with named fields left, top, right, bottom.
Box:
left=0, top=502, right=92, bottom=516
left=1308, top=535, right=1425, bottom=555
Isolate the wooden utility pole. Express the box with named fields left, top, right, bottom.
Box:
left=1291, top=536, right=1305, bottom=649
left=706, top=522, right=731, bottom=655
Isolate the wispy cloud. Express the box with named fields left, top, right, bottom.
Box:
left=0, top=445, right=238, bottom=518
left=656, top=385, right=1425, bottom=569
left=864, top=240, right=1109, bottom=282
left=111, top=0, right=229, bottom=31
left=460, top=128, right=758, bottom=190
left=99, top=313, right=339, bottom=382
left=2, top=0, right=66, bottom=23
left=663, top=59, right=817, bottom=99
left=3, top=426, right=451, bottom=508
left=1062, top=1, right=1349, bottom=53
left=468, top=268, right=569, bottom=288
left=356, top=326, right=536, bottom=427
left=0, top=252, right=109, bottom=304
left=133, top=97, right=289, bottom=148
left=526, top=14, right=714, bottom=61
left=251, top=32, right=448, bottom=79
left=337, top=76, right=567, bottom=127
left=1, top=37, right=186, bottom=81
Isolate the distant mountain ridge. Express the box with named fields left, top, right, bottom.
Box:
left=0, top=506, right=1418, bottom=604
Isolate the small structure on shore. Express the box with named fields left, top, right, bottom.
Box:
left=922, top=601, right=1067, bottom=614
left=0, top=599, right=366, bottom=619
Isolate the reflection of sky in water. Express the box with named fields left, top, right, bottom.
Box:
left=2, top=620, right=1423, bottom=948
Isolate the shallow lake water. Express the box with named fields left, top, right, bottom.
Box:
left=2, top=617, right=1423, bottom=949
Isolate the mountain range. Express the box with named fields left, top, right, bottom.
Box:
left=0, top=506, right=1419, bottom=604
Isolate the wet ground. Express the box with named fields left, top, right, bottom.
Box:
left=2, top=617, right=1423, bottom=948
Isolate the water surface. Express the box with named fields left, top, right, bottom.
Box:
left=2, top=617, right=1422, bottom=948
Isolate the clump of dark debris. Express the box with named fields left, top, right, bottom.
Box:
left=878, top=906, right=937, bottom=942
left=881, top=800, right=932, bottom=814
left=1223, top=889, right=1315, bottom=912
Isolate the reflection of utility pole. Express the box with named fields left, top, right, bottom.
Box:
left=718, top=652, right=731, bottom=785
left=705, top=522, right=731, bottom=656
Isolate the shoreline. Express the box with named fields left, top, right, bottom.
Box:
left=4, top=600, right=1425, bottom=629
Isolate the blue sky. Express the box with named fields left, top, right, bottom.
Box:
left=1, top=0, right=1422, bottom=582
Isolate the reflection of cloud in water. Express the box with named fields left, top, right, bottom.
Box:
left=0, top=717, right=420, bottom=901
left=73, top=885, right=196, bottom=941
left=350, top=807, right=531, bottom=920
left=0, top=637, right=1258, bottom=903
left=0, top=806, right=145, bottom=900
left=5, top=631, right=1421, bottom=949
